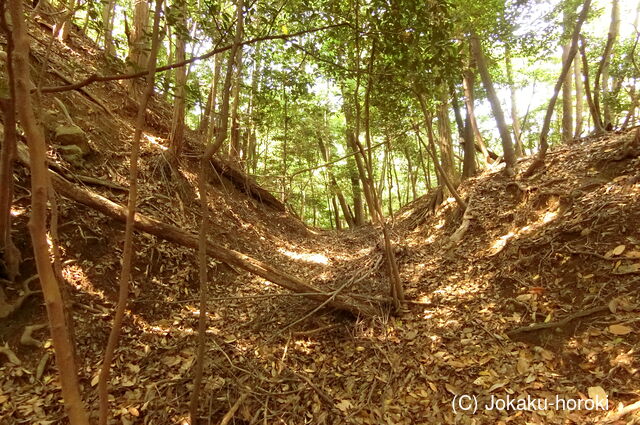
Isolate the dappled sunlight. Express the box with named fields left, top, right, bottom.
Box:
left=62, top=262, right=107, bottom=301
left=486, top=206, right=560, bottom=256
left=10, top=206, right=26, bottom=217
left=143, top=133, right=167, bottom=151
left=278, top=247, right=330, bottom=265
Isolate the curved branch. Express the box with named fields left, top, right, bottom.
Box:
left=38, top=23, right=347, bottom=94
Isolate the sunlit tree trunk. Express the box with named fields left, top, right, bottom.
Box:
left=343, top=109, right=365, bottom=225
left=524, top=0, right=592, bottom=176
left=97, top=1, right=162, bottom=424
left=318, top=136, right=355, bottom=228
left=436, top=89, right=458, bottom=187
left=469, top=32, right=516, bottom=175
left=343, top=99, right=377, bottom=224
left=102, top=0, right=116, bottom=56
left=463, top=60, right=492, bottom=165
left=245, top=45, right=261, bottom=171
left=594, top=0, right=620, bottom=128
left=601, top=0, right=620, bottom=126
left=561, top=7, right=574, bottom=142
left=578, top=35, right=605, bottom=133
left=192, top=0, right=244, bottom=421
left=229, top=46, right=244, bottom=164
left=505, top=46, right=524, bottom=155
left=55, top=0, right=76, bottom=42
left=403, top=146, right=417, bottom=200
left=9, top=1, right=89, bottom=422
left=451, top=84, right=476, bottom=176
left=0, top=27, right=20, bottom=282
left=574, top=55, right=584, bottom=137
left=126, top=0, right=150, bottom=94
left=162, top=24, right=173, bottom=98
left=169, top=0, right=188, bottom=162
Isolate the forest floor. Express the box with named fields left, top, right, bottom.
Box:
left=1, top=13, right=640, bottom=425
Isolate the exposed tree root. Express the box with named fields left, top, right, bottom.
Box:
left=16, top=143, right=379, bottom=317
left=218, top=393, right=248, bottom=425
left=36, top=352, right=50, bottom=380
left=508, top=283, right=640, bottom=340
left=507, top=305, right=609, bottom=339
left=443, top=196, right=474, bottom=250
left=0, top=274, right=41, bottom=319
left=20, top=323, right=48, bottom=347
left=604, top=399, right=640, bottom=423
left=0, top=343, right=21, bottom=365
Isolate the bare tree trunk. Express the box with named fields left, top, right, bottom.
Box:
left=436, top=89, right=458, bottom=187
left=574, top=54, right=584, bottom=137
left=351, top=24, right=403, bottom=309
left=169, top=0, right=188, bottom=162
left=462, top=70, right=491, bottom=165
left=126, top=0, right=150, bottom=94
left=524, top=0, right=591, bottom=176
left=415, top=126, right=467, bottom=210
left=102, top=0, right=116, bottom=56
left=451, top=85, right=476, bottom=177
left=343, top=100, right=378, bottom=224
left=578, top=35, right=605, bottom=133
left=0, top=103, right=20, bottom=280
left=416, top=132, right=431, bottom=188
left=55, top=0, right=76, bottom=42
left=8, top=1, right=89, bottom=423
left=561, top=8, right=574, bottom=142
left=403, top=146, right=418, bottom=200
left=344, top=110, right=365, bottom=225
left=245, top=45, right=261, bottom=171
left=229, top=46, right=244, bottom=164
left=505, top=46, right=524, bottom=156
left=162, top=24, right=173, bottom=99
left=199, top=81, right=214, bottom=135
left=0, top=30, right=20, bottom=281
left=318, top=137, right=355, bottom=228
left=203, top=54, right=222, bottom=144
left=191, top=0, right=245, bottom=420
left=469, top=33, right=516, bottom=174
left=97, top=2, right=162, bottom=424
left=597, top=0, right=620, bottom=127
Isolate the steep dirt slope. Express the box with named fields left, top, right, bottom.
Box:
left=2, top=11, right=640, bottom=425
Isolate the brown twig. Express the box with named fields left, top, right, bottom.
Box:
left=292, top=371, right=335, bottom=408
left=507, top=305, right=610, bottom=337
left=604, top=399, right=640, bottom=423
left=218, top=393, right=248, bottom=425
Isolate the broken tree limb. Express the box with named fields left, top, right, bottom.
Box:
left=209, top=157, right=285, bottom=212
left=507, top=305, right=609, bottom=338
left=16, top=143, right=378, bottom=317
left=507, top=282, right=640, bottom=339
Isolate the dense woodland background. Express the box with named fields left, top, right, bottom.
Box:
left=14, top=0, right=639, bottom=229
left=1, top=0, right=640, bottom=423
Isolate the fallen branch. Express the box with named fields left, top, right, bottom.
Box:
left=0, top=343, right=21, bottom=365
left=604, top=399, right=640, bottom=423
left=16, top=143, right=379, bottom=317
left=293, top=371, right=335, bottom=408
left=218, top=393, right=248, bottom=425
left=20, top=323, right=48, bottom=347
left=0, top=274, right=41, bottom=319
left=507, top=305, right=609, bottom=338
